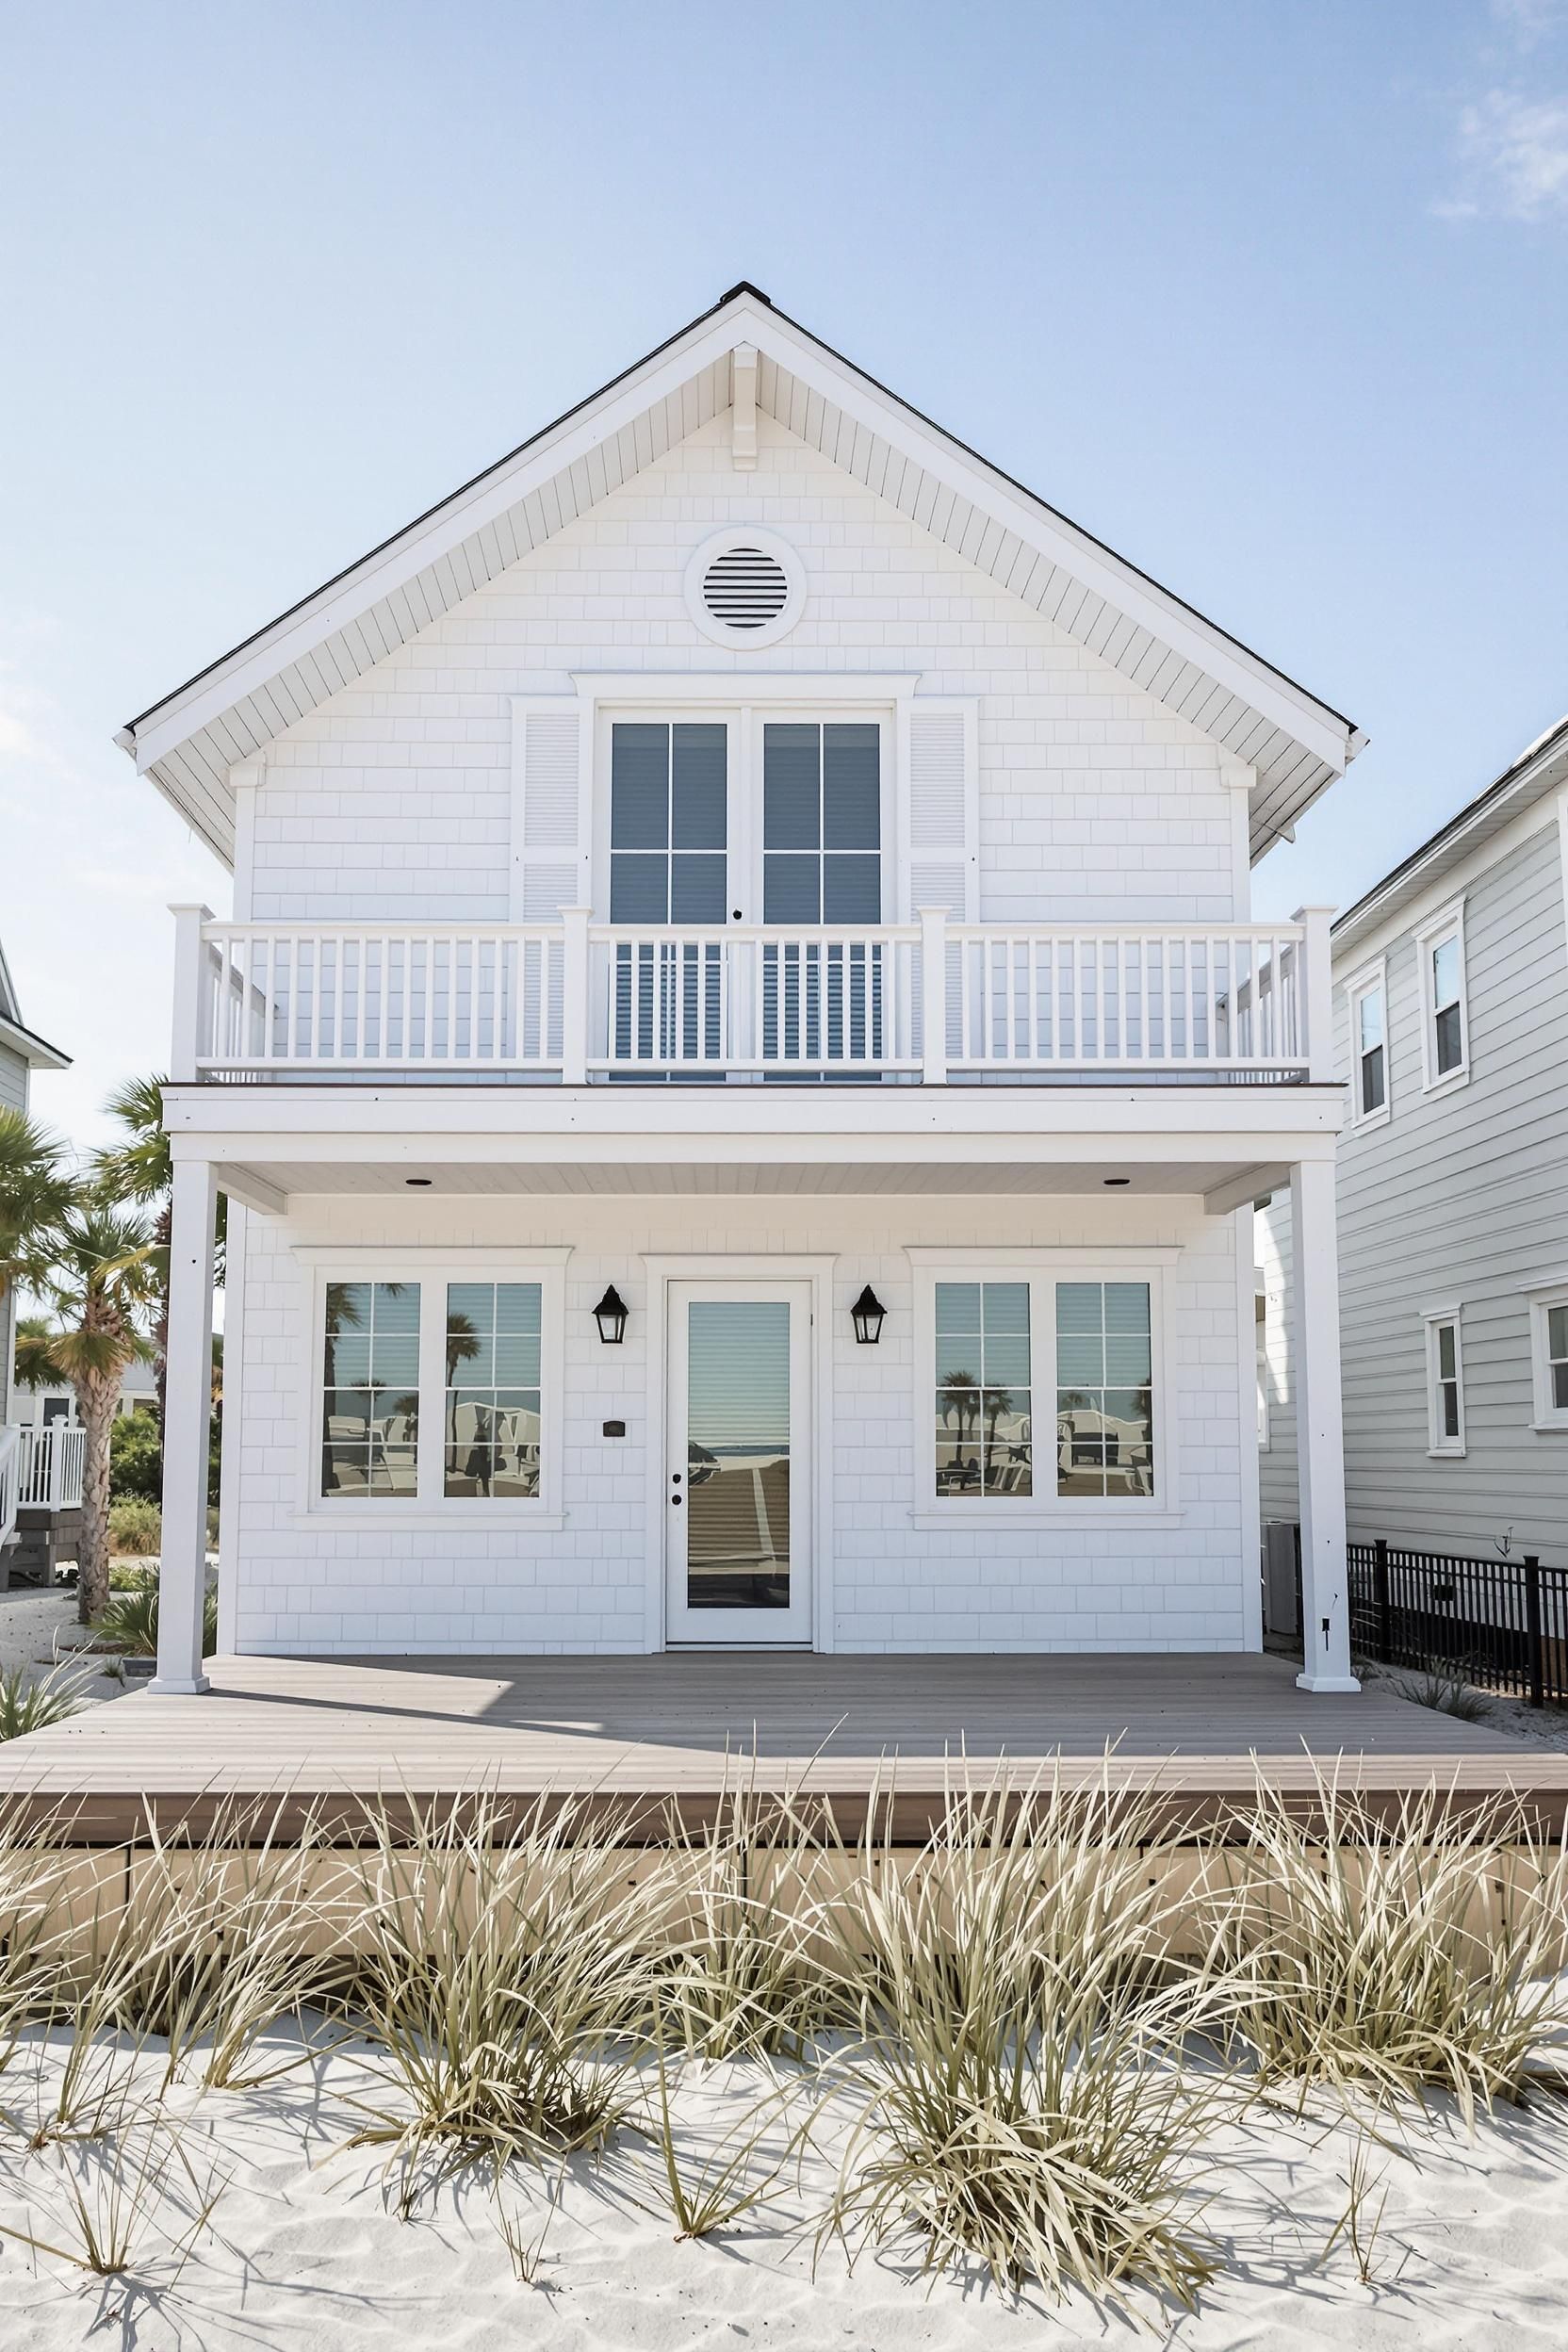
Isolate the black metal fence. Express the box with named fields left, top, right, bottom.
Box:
left=1347, top=1540, right=1568, bottom=1707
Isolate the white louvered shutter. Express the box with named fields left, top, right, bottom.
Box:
left=903, top=698, right=979, bottom=920
left=510, top=699, right=587, bottom=920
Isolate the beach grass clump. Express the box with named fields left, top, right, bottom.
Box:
left=0, top=2098, right=228, bottom=2282
left=340, top=1794, right=666, bottom=2206
left=654, top=1788, right=842, bottom=2059
left=0, top=1660, right=98, bottom=1744
left=1202, top=1774, right=1568, bottom=2121
left=814, top=1775, right=1227, bottom=2307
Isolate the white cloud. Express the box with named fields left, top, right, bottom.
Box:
left=1491, top=0, right=1567, bottom=48
left=1437, top=89, right=1568, bottom=220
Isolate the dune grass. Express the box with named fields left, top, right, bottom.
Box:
left=0, top=1766, right=1562, bottom=2309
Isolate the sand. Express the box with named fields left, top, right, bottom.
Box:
left=3, top=2021, right=1568, bottom=2349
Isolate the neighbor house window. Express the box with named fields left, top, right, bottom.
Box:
left=1425, top=1312, right=1465, bottom=1455
left=934, top=1281, right=1032, bottom=1496
left=1347, top=964, right=1388, bottom=1124
left=1528, top=1286, right=1568, bottom=1431
left=321, top=1282, right=420, bottom=1498
left=1056, top=1282, right=1154, bottom=1497
left=444, top=1282, right=543, bottom=1498
left=762, top=722, right=881, bottom=923
left=1417, top=905, right=1468, bottom=1089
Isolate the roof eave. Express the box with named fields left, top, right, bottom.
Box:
left=0, top=1013, right=71, bottom=1070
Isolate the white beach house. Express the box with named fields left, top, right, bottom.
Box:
left=117, top=286, right=1364, bottom=1694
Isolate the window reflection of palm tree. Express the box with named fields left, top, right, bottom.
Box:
left=323, top=1281, right=413, bottom=1492
left=939, top=1370, right=981, bottom=1489
left=443, top=1311, right=491, bottom=1492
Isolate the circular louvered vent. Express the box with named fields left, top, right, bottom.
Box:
left=702, top=544, right=790, bottom=631
left=684, top=528, right=805, bottom=648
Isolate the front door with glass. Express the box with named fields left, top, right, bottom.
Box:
left=664, top=1281, right=811, bottom=1643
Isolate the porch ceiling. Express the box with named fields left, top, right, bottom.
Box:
left=212, top=1154, right=1289, bottom=1208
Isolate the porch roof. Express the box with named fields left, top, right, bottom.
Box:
left=159, top=1077, right=1341, bottom=1219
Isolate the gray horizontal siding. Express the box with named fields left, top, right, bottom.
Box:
left=1265, top=815, right=1568, bottom=1568
left=0, top=1042, right=27, bottom=1116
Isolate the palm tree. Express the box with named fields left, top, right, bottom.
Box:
left=41, top=1200, right=160, bottom=1624
left=0, top=1107, right=73, bottom=1315
left=13, top=1313, right=68, bottom=1392
left=93, top=1075, right=224, bottom=1454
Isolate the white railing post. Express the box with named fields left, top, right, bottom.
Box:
left=153, top=1156, right=218, bottom=1695
left=1294, top=905, right=1335, bottom=1083
left=561, top=906, right=590, bottom=1085
left=920, top=909, right=949, bottom=1086
left=170, top=903, right=215, bottom=1081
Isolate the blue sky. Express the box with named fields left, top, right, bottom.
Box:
left=2, top=0, right=1565, bottom=1145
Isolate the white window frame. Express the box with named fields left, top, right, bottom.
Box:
left=1415, top=899, right=1469, bottom=1096
left=580, top=674, right=914, bottom=929
left=907, top=1249, right=1180, bottom=1529
left=293, top=1249, right=570, bottom=1530
left=1524, top=1275, right=1568, bottom=1433
left=1422, top=1303, right=1466, bottom=1456
left=1342, top=956, right=1390, bottom=1131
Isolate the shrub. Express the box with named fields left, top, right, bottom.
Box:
left=93, top=1581, right=218, bottom=1659
left=0, top=1660, right=98, bottom=1742
left=108, top=1497, right=161, bottom=1557
left=108, top=1410, right=161, bottom=1503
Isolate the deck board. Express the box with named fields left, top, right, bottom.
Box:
left=3, top=1652, right=1566, bottom=1839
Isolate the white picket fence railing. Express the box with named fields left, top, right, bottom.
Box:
left=15, top=1424, right=87, bottom=1512
left=173, top=906, right=1331, bottom=1085
left=0, top=1426, right=19, bottom=1554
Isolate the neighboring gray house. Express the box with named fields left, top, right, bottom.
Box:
left=0, top=938, right=71, bottom=1426
left=1259, top=714, right=1568, bottom=1571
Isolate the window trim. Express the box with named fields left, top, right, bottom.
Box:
left=906, top=1249, right=1180, bottom=1528
left=1342, top=956, right=1390, bottom=1130
left=1421, top=1303, right=1466, bottom=1457
left=1524, top=1277, right=1568, bottom=1433
left=1415, top=899, right=1470, bottom=1096
left=591, top=701, right=896, bottom=930
left=294, top=1249, right=570, bottom=1529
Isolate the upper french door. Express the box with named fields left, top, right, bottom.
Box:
left=664, top=1280, right=812, bottom=1644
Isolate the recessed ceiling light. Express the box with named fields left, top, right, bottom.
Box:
left=404, top=1177, right=432, bottom=1187
left=1102, top=1177, right=1131, bottom=1187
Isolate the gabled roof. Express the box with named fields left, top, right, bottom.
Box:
left=117, top=282, right=1364, bottom=867
left=0, top=937, right=70, bottom=1071
left=1332, top=710, right=1568, bottom=961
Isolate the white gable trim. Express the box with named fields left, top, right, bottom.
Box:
left=118, top=287, right=1362, bottom=869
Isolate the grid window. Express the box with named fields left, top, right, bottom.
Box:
left=1356, top=983, right=1386, bottom=1117
left=934, top=1281, right=1032, bottom=1496
left=1430, top=935, right=1463, bottom=1075
left=444, top=1282, right=542, bottom=1498
left=321, top=1282, right=420, bottom=1498
left=610, top=723, right=727, bottom=923
left=1428, top=1316, right=1463, bottom=1451
left=1055, top=1282, right=1154, bottom=1498
left=1552, top=1305, right=1568, bottom=1414
left=762, top=722, right=881, bottom=923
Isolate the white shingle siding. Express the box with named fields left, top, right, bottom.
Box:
left=230, top=1196, right=1247, bottom=1658
left=1258, top=813, right=1568, bottom=1568
left=248, top=416, right=1239, bottom=928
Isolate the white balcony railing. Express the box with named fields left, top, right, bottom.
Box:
left=4, top=1423, right=87, bottom=1515
left=173, top=906, right=1331, bottom=1085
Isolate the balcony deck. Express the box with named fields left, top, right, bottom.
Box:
left=2, top=1651, right=1565, bottom=1843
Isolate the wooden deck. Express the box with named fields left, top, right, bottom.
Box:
left=4, top=1651, right=1568, bottom=1840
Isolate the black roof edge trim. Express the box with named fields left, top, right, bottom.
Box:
left=0, top=1013, right=72, bottom=1067
left=1332, top=711, right=1568, bottom=937
left=122, top=282, right=1358, bottom=752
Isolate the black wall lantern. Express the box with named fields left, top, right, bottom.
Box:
left=593, top=1284, right=629, bottom=1345
left=850, top=1284, right=887, bottom=1346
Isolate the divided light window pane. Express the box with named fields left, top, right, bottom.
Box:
left=1430, top=934, right=1463, bottom=1074
left=321, top=1282, right=420, bottom=1499
left=1433, top=1320, right=1462, bottom=1443
left=934, top=1281, right=1031, bottom=1497
left=1357, top=988, right=1385, bottom=1115
left=762, top=722, right=880, bottom=924
left=610, top=723, right=727, bottom=923
left=1549, top=1304, right=1568, bottom=1412
left=445, top=1282, right=543, bottom=1498
left=1056, top=1282, right=1153, bottom=1498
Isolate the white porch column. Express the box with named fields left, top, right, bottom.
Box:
left=152, top=1156, right=218, bottom=1694
left=1290, top=1155, right=1358, bottom=1692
